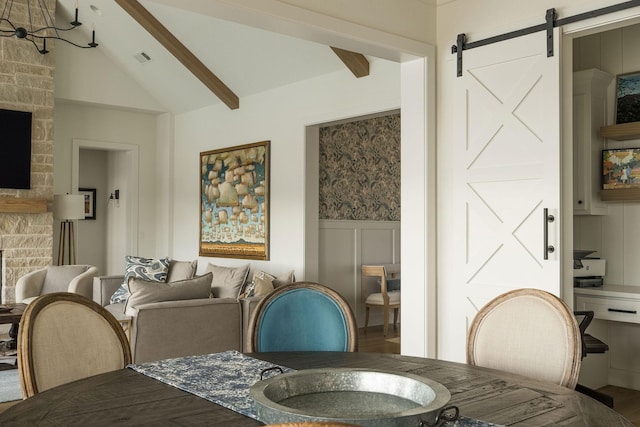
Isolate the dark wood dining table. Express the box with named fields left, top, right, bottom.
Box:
left=0, top=352, right=631, bottom=426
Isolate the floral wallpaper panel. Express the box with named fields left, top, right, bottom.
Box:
left=319, top=113, right=400, bottom=221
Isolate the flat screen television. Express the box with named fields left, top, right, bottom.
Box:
left=0, top=108, right=32, bottom=189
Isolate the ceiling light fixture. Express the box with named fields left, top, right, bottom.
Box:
left=0, top=0, right=98, bottom=54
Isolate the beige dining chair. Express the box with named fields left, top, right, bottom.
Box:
left=18, top=292, right=132, bottom=398
left=361, top=265, right=400, bottom=336
left=247, top=282, right=358, bottom=352
left=467, top=288, right=582, bottom=389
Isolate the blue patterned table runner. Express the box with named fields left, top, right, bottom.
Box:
left=129, top=350, right=503, bottom=426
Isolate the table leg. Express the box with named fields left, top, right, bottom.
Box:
left=6, top=322, right=18, bottom=350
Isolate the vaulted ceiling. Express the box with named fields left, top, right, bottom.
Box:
left=55, top=0, right=379, bottom=114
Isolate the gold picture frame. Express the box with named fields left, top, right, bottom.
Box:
left=199, top=141, right=270, bottom=260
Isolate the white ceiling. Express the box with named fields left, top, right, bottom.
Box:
left=55, top=0, right=365, bottom=114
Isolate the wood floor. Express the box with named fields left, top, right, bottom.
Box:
left=357, top=325, right=640, bottom=426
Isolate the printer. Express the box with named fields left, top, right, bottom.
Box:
left=573, top=250, right=605, bottom=287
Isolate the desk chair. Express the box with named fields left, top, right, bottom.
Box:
left=361, top=265, right=400, bottom=337
left=247, top=282, right=357, bottom=352
left=467, top=288, right=582, bottom=388
left=18, top=292, right=132, bottom=398
left=574, top=310, right=614, bottom=408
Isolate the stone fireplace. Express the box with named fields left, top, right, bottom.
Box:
left=0, top=0, right=55, bottom=303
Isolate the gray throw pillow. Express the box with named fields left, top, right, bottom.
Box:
left=205, top=263, right=250, bottom=299
left=125, top=272, right=213, bottom=316
left=166, top=259, right=198, bottom=282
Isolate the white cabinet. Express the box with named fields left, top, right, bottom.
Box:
left=575, top=285, right=640, bottom=325
left=573, top=69, right=613, bottom=215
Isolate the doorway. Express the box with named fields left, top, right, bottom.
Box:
left=306, top=111, right=401, bottom=330
left=71, top=139, right=139, bottom=275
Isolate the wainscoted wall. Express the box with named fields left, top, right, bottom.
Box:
left=317, top=113, right=401, bottom=327
left=0, top=0, right=55, bottom=303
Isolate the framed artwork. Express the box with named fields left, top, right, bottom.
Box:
left=602, top=148, right=640, bottom=189
left=615, top=71, right=640, bottom=124
left=199, top=141, right=270, bottom=260
left=78, top=188, right=96, bottom=220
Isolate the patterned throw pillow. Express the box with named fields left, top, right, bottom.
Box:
left=110, top=256, right=170, bottom=304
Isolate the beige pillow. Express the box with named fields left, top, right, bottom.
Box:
left=125, top=273, right=212, bottom=316
left=205, top=263, right=250, bottom=299
left=272, top=270, right=295, bottom=288
left=166, top=259, right=198, bottom=282
left=253, top=271, right=275, bottom=297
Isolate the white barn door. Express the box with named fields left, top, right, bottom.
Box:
left=442, top=29, right=562, bottom=361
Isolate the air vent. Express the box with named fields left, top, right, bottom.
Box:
left=134, top=51, right=151, bottom=64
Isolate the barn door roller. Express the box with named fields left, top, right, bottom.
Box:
left=452, top=0, right=640, bottom=77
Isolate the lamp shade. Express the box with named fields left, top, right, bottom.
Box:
left=53, top=194, right=85, bottom=220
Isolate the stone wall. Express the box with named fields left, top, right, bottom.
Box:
left=0, top=0, right=55, bottom=303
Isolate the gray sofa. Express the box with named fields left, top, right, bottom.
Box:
left=93, top=274, right=263, bottom=363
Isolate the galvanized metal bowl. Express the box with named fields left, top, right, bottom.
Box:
left=250, top=368, right=452, bottom=427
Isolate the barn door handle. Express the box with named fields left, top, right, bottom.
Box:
left=543, top=208, right=555, bottom=260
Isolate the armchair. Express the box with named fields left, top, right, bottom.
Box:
left=15, top=265, right=98, bottom=304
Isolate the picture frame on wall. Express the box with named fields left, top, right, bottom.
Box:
left=78, top=188, right=96, bottom=220
left=615, top=71, right=640, bottom=124
left=199, top=141, right=270, bottom=260
left=602, top=148, right=640, bottom=189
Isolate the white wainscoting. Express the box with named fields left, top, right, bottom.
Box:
left=318, top=220, right=400, bottom=328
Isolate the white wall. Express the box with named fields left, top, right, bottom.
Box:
left=171, top=59, right=401, bottom=278
left=54, top=103, right=159, bottom=273
left=76, top=149, right=108, bottom=273
left=574, top=25, right=640, bottom=390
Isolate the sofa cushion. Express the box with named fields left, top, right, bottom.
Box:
left=125, top=273, right=213, bottom=316
left=272, top=270, right=296, bottom=288
left=110, top=256, right=170, bottom=304
left=205, top=263, right=250, bottom=299
left=166, top=259, right=198, bottom=282
left=253, top=273, right=275, bottom=297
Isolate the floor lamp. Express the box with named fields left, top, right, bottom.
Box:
left=53, top=194, right=85, bottom=265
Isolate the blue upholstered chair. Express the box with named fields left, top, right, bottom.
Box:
left=247, top=282, right=358, bottom=352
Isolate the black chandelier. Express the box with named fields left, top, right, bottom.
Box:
left=0, top=0, right=97, bottom=54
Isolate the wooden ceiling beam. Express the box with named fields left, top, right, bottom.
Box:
left=115, top=0, right=239, bottom=110
left=330, top=47, right=369, bottom=78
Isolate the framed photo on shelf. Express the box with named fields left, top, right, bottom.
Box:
left=78, top=188, right=96, bottom=220
left=615, top=71, right=640, bottom=124
left=199, top=141, right=270, bottom=260
left=602, top=148, right=640, bottom=189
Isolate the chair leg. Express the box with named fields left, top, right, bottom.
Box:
left=383, top=307, right=390, bottom=337
left=575, top=383, right=614, bottom=408
left=364, top=307, right=370, bottom=334
left=393, top=308, right=399, bottom=327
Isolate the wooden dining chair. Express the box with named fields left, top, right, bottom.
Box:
left=467, top=288, right=582, bottom=389
left=18, top=292, right=132, bottom=398
left=266, top=423, right=360, bottom=426
left=247, top=282, right=358, bottom=352
left=361, top=265, right=400, bottom=336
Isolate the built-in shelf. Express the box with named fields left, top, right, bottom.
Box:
left=599, top=122, right=640, bottom=141
left=600, top=188, right=640, bottom=202
left=0, top=198, right=47, bottom=214
left=598, top=122, right=640, bottom=201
